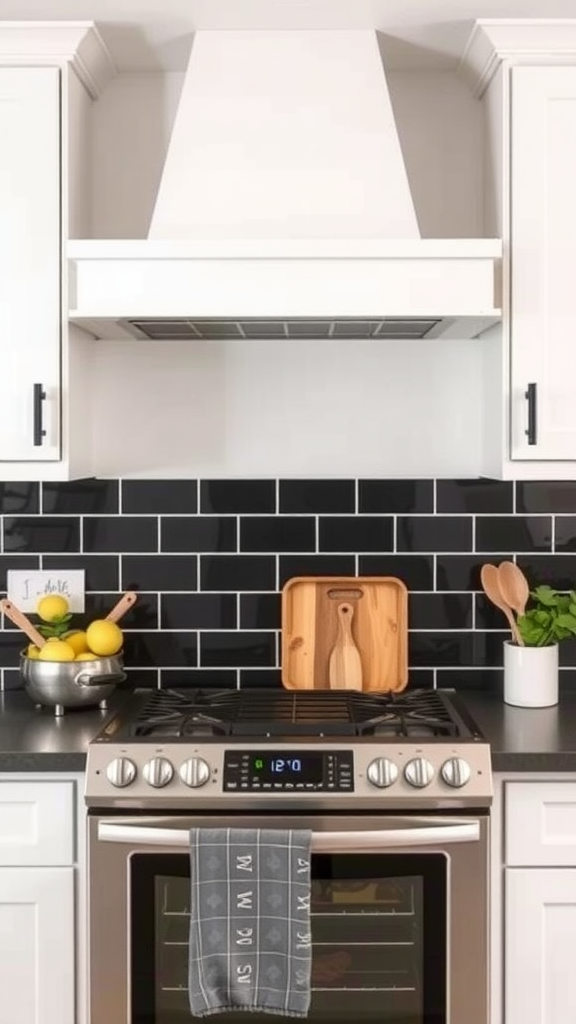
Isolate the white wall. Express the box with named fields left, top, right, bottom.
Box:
left=90, top=73, right=183, bottom=238
left=90, top=337, right=484, bottom=478
left=387, top=71, right=484, bottom=238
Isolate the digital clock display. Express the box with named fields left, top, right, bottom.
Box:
left=251, top=752, right=323, bottom=784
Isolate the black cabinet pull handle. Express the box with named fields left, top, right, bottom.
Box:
left=33, top=383, right=47, bottom=446
left=525, top=382, right=537, bottom=446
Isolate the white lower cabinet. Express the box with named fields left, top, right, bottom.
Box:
left=504, top=780, right=576, bottom=1024
left=0, top=867, right=74, bottom=1024
left=0, top=777, right=83, bottom=1024
left=506, top=868, right=576, bottom=1024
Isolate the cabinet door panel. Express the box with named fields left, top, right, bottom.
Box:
left=510, top=66, right=576, bottom=460
left=506, top=868, right=576, bottom=1024
left=0, top=867, right=74, bottom=1024
left=0, top=67, right=60, bottom=461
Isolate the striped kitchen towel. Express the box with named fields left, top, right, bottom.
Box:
left=189, top=827, right=313, bottom=1017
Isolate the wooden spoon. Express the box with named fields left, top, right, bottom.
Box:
left=328, top=603, right=363, bottom=690
left=0, top=599, right=45, bottom=649
left=480, top=564, right=523, bottom=646
left=498, top=561, right=530, bottom=620
left=105, top=591, right=137, bottom=624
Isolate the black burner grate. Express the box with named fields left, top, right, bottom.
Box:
left=130, top=688, right=464, bottom=739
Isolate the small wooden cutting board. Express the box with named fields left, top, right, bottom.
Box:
left=281, top=576, right=408, bottom=692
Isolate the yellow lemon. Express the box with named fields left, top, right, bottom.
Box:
left=26, top=644, right=41, bottom=660
left=36, top=594, right=70, bottom=622
left=74, top=652, right=98, bottom=662
left=86, top=620, right=123, bottom=657
left=62, top=630, right=90, bottom=656
left=37, top=638, right=75, bottom=662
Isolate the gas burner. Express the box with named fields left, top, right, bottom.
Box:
left=128, top=687, right=472, bottom=740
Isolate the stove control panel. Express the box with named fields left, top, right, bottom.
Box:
left=86, top=741, right=493, bottom=806
left=223, top=750, right=354, bottom=792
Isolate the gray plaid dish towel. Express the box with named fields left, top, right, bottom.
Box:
left=189, top=828, right=312, bottom=1018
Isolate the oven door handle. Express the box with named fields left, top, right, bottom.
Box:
left=97, top=818, right=480, bottom=850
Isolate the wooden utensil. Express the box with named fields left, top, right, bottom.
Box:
left=498, top=561, right=530, bottom=620
left=328, top=603, right=363, bottom=690
left=480, top=563, right=523, bottom=646
left=0, top=599, right=45, bottom=649
left=105, top=591, right=137, bottom=624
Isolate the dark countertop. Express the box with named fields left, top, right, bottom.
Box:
left=0, top=689, right=130, bottom=771
left=460, top=689, right=576, bottom=773
left=0, top=687, right=575, bottom=774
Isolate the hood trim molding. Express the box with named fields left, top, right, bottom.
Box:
left=67, top=238, right=501, bottom=342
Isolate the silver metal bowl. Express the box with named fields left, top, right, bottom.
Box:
left=19, top=651, right=126, bottom=716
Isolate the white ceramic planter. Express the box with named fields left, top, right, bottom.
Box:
left=503, top=641, right=559, bottom=708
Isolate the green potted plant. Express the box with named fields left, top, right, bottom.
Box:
left=505, top=585, right=576, bottom=707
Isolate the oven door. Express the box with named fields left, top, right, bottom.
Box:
left=88, top=812, right=488, bottom=1024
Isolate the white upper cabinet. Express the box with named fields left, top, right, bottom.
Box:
left=0, top=67, right=61, bottom=462
left=463, top=20, right=576, bottom=478
left=510, top=65, right=576, bottom=461
left=0, top=23, right=113, bottom=482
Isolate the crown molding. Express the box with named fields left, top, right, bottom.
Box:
left=0, top=22, right=116, bottom=98
left=460, top=19, right=576, bottom=97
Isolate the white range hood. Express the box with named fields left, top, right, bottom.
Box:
left=68, top=29, right=501, bottom=342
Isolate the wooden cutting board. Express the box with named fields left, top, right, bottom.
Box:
left=281, top=576, right=408, bottom=692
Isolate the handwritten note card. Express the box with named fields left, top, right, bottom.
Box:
left=7, top=570, right=85, bottom=613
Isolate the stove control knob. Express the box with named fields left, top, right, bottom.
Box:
left=367, top=758, right=399, bottom=788
left=180, top=758, right=210, bottom=788
left=106, top=757, right=137, bottom=788
left=404, top=758, right=434, bottom=789
left=143, top=757, right=174, bottom=789
left=441, top=757, right=471, bottom=788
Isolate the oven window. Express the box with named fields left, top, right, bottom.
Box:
left=130, top=853, right=446, bottom=1024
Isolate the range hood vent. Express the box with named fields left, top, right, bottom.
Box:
left=67, top=29, right=501, bottom=341
left=126, top=317, right=444, bottom=342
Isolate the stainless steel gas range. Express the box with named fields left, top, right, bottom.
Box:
left=85, top=687, right=492, bottom=1024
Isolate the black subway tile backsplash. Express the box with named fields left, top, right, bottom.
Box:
left=359, top=480, right=433, bottom=513
left=122, top=555, right=197, bottom=592
left=4, top=516, right=80, bottom=553
left=516, top=555, right=576, bottom=591
left=160, top=668, right=238, bottom=689
left=554, top=517, right=576, bottom=552
left=476, top=515, right=552, bottom=553
left=240, top=594, right=282, bottom=630
left=358, top=555, right=434, bottom=590
left=398, top=516, right=472, bottom=553
left=161, top=593, right=237, bottom=630
left=161, top=516, right=236, bottom=553
left=409, top=593, right=472, bottom=630
left=122, top=630, right=197, bottom=668
left=201, top=480, right=275, bottom=514
left=43, top=480, right=119, bottom=514
left=436, top=479, right=513, bottom=514
left=84, top=516, right=157, bottom=553
left=240, top=516, right=315, bottom=553
left=0, top=632, right=24, bottom=667
left=2, top=477, right=576, bottom=693
left=279, top=555, right=356, bottom=587
left=279, top=480, right=355, bottom=513
left=319, top=516, right=393, bottom=553
left=43, top=554, right=120, bottom=592
left=122, top=480, right=197, bottom=514
left=436, top=555, right=513, bottom=592
left=200, top=631, right=276, bottom=668
left=201, top=554, right=275, bottom=592
left=0, top=483, right=39, bottom=515
left=517, top=480, right=576, bottom=513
